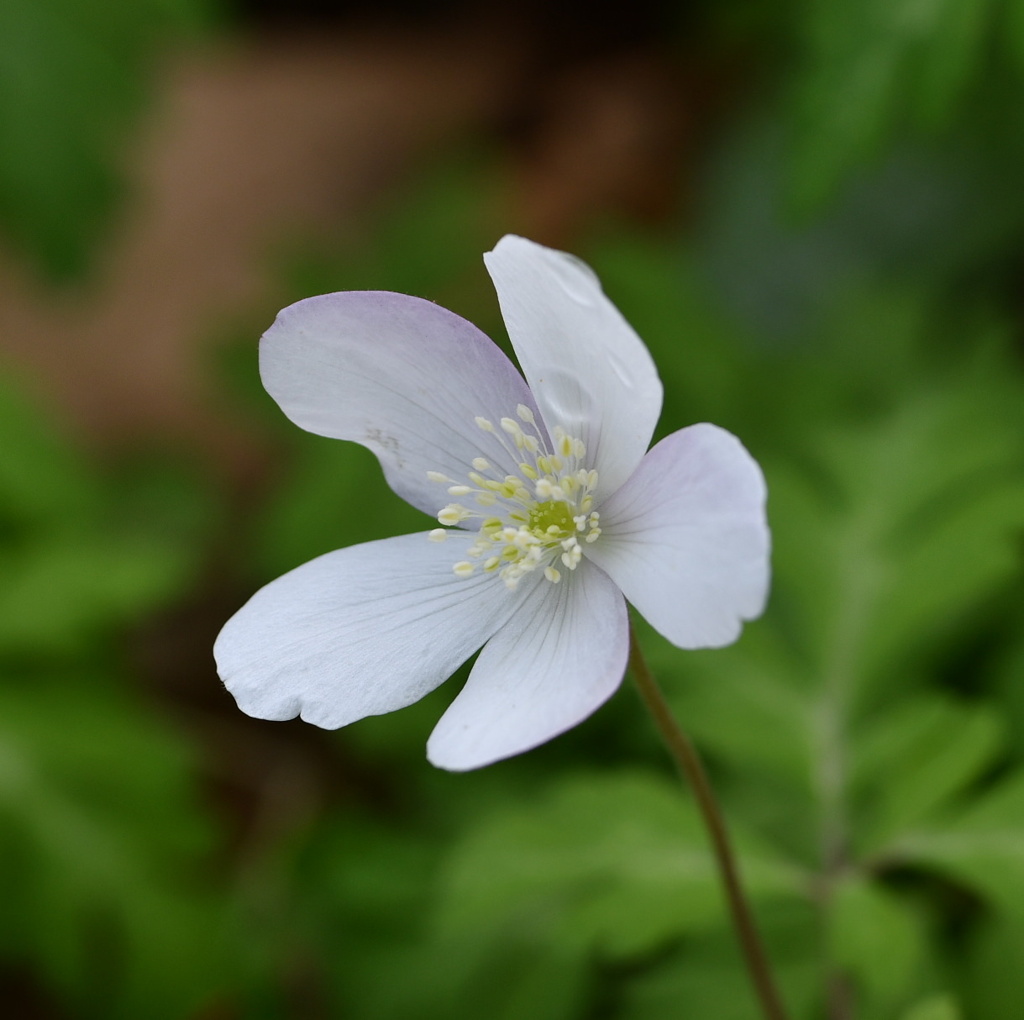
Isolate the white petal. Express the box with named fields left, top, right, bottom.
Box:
left=260, top=291, right=539, bottom=518
left=427, top=561, right=628, bottom=770
left=483, top=235, right=663, bottom=495
left=586, top=423, right=770, bottom=649
left=214, top=532, right=529, bottom=728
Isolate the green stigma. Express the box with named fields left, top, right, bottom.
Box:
left=528, top=499, right=575, bottom=537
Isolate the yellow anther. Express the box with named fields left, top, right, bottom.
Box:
left=438, top=504, right=468, bottom=526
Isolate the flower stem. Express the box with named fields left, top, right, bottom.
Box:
left=628, top=624, right=789, bottom=1020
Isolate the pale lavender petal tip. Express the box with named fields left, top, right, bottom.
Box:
left=259, top=290, right=540, bottom=518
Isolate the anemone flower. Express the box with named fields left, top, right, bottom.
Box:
left=215, top=235, right=769, bottom=770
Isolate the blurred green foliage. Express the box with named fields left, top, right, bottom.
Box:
left=0, top=372, right=231, bottom=1016
left=1, top=0, right=1024, bottom=1018
left=0, top=0, right=215, bottom=280
left=781, top=0, right=1024, bottom=211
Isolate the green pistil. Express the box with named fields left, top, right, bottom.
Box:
left=528, top=500, right=574, bottom=539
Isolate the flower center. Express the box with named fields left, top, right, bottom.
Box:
left=426, top=404, right=601, bottom=588
left=529, top=499, right=576, bottom=535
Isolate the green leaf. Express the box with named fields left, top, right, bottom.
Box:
left=415, top=936, right=589, bottom=1020
left=617, top=905, right=821, bottom=1020
left=992, top=624, right=1024, bottom=754
left=0, top=373, right=209, bottom=658
left=827, top=875, right=929, bottom=1008
left=1005, top=0, right=1024, bottom=73
left=0, top=370, right=99, bottom=528
left=0, top=533, right=189, bottom=656
left=790, top=0, right=997, bottom=209
left=746, top=373, right=1024, bottom=737
left=270, top=815, right=462, bottom=1020
left=0, top=681, right=230, bottom=1018
left=791, top=5, right=902, bottom=210
left=434, top=771, right=803, bottom=960
left=657, top=366, right=1023, bottom=856
left=906, top=0, right=992, bottom=128
left=958, top=913, right=1024, bottom=1018
left=653, top=622, right=816, bottom=792
left=899, top=993, right=962, bottom=1020
left=270, top=804, right=599, bottom=1020
left=851, top=694, right=1004, bottom=853
left=891, top=771, right=1024, bottom=916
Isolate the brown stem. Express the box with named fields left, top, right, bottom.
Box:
left=628, top=624, right=789, bottom=1020
left=826, top=971, right=855, bottom=1020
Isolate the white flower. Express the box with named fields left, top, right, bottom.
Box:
left=214, top=236, right=770, bottom=771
